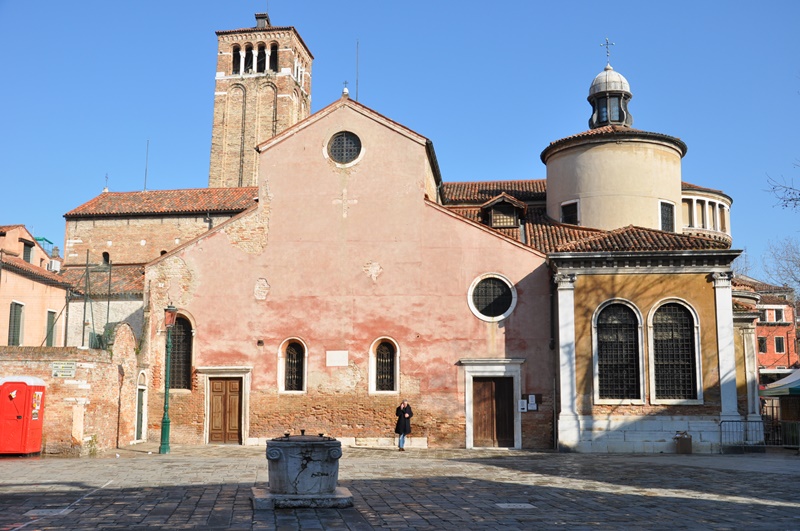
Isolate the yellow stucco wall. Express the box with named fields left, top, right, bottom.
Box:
left=572, top=271, right=722, bottom=415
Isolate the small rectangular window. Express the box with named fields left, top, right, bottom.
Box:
left=660, top=202, right=675, bottom=232
left=758, top=310, right=767, bottom=322
left=774, top=309, right=784, bottom=322
left=775, top=337, right=785, bottom=353
left=758, top=337, right=767, bottom=353
left=561, top=202, right=578, bottom=225
left=491, top=204, right=518, bottom=228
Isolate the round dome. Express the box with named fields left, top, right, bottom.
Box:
left=589, top=64, right=631, bottom=96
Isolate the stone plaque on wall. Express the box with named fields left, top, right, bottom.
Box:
left=52, top=361, right=77, bottom=378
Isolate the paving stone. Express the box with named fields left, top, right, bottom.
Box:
left=1, top=444, right=799, bottom=529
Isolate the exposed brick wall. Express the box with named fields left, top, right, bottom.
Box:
left=63, top=214, right=233, bottom=268
left=0, top=324, right=140, bottom=456
left=209, top=28, right=312, bottom=188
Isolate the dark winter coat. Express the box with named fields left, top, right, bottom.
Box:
left=394, top=404, right=413, bottom=435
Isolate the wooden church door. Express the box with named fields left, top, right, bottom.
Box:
left=209, top=378, right=241, bottom=444
left=473, top=377, right=514, bottom=447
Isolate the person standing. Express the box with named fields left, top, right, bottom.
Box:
left=395, top=399, right=413, bottom=451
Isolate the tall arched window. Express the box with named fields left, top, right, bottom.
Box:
left=256, top=44, right=266, bottom=73
left=232, top=45, right=241, bottom=74
left=285, top=341, right=305, bottom=391
left=596, top=304, right=641, bottom=400
left=244, top=45, right=254, bottom=73
left=269, top=43, right=278, bottom=72
left=170, top=317, right=193, bottom=390
left=652, top=303, right=698, bottom=400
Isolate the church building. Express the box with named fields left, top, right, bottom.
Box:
left=63, top=13, right=760, bottom=453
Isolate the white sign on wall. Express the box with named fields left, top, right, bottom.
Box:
left=326, top=350, right=348, bottom=367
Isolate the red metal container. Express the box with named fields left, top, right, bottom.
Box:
left=0, top=377, right=46, bottom=454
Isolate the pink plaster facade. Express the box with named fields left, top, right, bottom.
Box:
left=145, top=97, right=555, bottom=448
left=0, top=226, right=67, bottom=347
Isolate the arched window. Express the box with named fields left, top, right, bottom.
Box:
left=376, top=341, right=396, bottom=391
left=596, top=304, right=641, bottom=400
left=284, top=341, right=305, bottom=391
left=269, top=43, right=278, bottom=72
left=244, top=45, right=254, bottom=73
left=256, top=44, right=266, bottom=73
left=370, top=338, right=400, bottom=394
left=102, top=252, right=110, bottom=265
left=652, top=303, right=698, bottom=400
left=232, top=45, right=241, bottom=74
left=170, top=317, right=193, bottom=390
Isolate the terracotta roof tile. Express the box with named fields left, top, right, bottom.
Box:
left=733, top=274, right=794, bottom=294
left=553, top=225, right=729, bottom=252
left=61, top=265, right=145, bottom=296
left=65, top=187, right=258, bottom=218
left=0, top=254, right=71, bottom=287
left=441, top=180, right=546, bottom=204
left=541, top=126, right=687, bottom=162
left=0, top=225, right=25, bottom=232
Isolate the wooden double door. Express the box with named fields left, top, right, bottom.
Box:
left=209, top=378, right=241, bottom=444
left=473, top=377, right=514, bottom=447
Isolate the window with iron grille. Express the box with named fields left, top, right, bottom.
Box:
left=596, top=304, right=641, bottom=400
left=758, top=336, right=768, bottom=353
left=46, top=310, right=56, bottom=347
left=660, top=202, right=675, bottom=232
left=285, top=341, right=305, bottom=391
left=8, top=302, right=23, bottom=346
left=328, top=131, right=361, bottom=164
left=491, top=204, right=518, bottom=228
left=775, top=336, right=785, bottom=353
left=375, top=341, right=396, bottom=391
left=170, top=317, right=193, bottom=390
left=471, top=277, right=514, bottom=320
left=561, top=202, right=578, bottom=225
left=652, top=303, right=697, bottom=400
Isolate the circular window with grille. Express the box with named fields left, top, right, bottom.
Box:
left=468, top=274, right=517, bottom=322
left=327, top=131, right=362, bottom=165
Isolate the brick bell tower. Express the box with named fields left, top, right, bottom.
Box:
left=208, top=13, right=313, bottom=188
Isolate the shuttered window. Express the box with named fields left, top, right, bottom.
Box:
left=46, top=310, right=57, bottom=347
left=8, top=302, right=23, bottom=346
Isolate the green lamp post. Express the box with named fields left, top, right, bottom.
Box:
left=159, top=305, right=179, bottom=454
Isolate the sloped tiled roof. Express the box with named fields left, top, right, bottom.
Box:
left=0, top=253, right=71, bottom=287
left=441, top=180, right=546, bottom=204
left=541, top=125, right=687, bottom=162
left=0, top=224, right=25, bottom=233
left=60, top=265, right=145, bottom=296
left=524, top=208, right=606, bottom=253
left=65, top=187, right=258, bottom=218
left=553, top=225, right=729, bottom=253
left=732, top=274, right=793, bottom=294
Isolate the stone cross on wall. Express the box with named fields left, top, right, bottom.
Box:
left=333, top=188, right=357, bottom=218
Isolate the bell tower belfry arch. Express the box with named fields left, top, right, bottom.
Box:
left=209, top=13, right=313, bottom=188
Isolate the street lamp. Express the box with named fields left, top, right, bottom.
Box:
left=159, top=305, right=179, bottom=454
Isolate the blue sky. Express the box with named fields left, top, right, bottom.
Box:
left=1, top=1, right=798, bottom=280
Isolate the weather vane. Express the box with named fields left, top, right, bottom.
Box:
left=601, top=38, right=615, bottom=64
